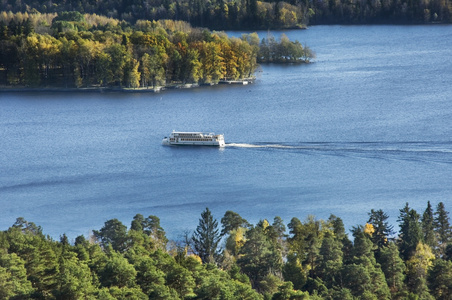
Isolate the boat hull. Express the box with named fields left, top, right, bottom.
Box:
left=162, top=139, right=225, bottom=147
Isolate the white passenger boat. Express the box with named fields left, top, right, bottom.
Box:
left=162, top=131, right=225, bottom=147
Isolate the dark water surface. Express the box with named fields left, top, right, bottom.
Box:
left=1, top=25, right=452, bottom=240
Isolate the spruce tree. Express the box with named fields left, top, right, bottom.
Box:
left=397, top=203, right=422, bottom=261
left=434, top=202, right=452, bottom=257
left=192, top=207, right=221, bottom=264
left=421, top=201, right=436, bottom=249
left=367, top=209, right=394, bottom=250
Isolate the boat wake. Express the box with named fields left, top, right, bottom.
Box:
left=225, top=142, right=452, bottom=164
left=226, top=143, right=294, bottom=149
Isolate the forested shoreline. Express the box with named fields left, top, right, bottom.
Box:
left=1, top=201, right=452, bottom=299
left=1, top=0, right=451, bottom=29
left=0, top=12, right=313, bottom=89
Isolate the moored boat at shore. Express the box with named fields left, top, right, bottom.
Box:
left=162, top=131, right=225, bottom=147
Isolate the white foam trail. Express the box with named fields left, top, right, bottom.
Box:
left=226, top=143, right=265, bottom=148
left=226, top=143, right=294, bottom=149
left=225, top=142, right=452, bottom=155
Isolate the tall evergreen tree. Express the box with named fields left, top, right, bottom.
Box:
left=367, top=209, right=393, bottom=250
left=93, top=218, right=129, bottom=252
left=12, top=217, right=42, bottom=235
left=348, top=226, right=391, bottom=299
left=351, top=225, right=375, bottom=260
left=397, top=203, right=422, bottom=261
left=192, top=207, right=222, bottom=264
left=267, top=216, right=287, bottom=254
left=282, top=252, right=306, bottom=290
left=428, top=259, right=452, bottom=300
left=328, top=214, right=353, bottom=263
left=220, top=210, right=250, bottom=236
left=422, top=201, right=436, bottom=249
left=131, top=214, right=145, bottom=232
left=328, top=214, right=346, bottom=238
left=0, top=251, right=33, bottom=299
left=316, top=232, right=344, bottom=288
left=144, top=215, right=168, bottom=248
left=434, top=202, right=452, bottom=257
left=379, top=242, right=405, bottom=296
left=237, top=224, right=282, bottom=292
left=303, top=217, right=322, bottom=278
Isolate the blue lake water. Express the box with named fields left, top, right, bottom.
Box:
left=1, top=25, right=452, bottom=240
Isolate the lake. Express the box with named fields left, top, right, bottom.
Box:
left=1, top=25, right=452, bottom=241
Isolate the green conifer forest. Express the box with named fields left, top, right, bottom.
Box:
left=1, top=202, right=452, bottom=299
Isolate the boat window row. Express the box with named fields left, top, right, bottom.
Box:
left=174, top=134, right=213, bottom=137
left=180, top=138, right=212, bottom=141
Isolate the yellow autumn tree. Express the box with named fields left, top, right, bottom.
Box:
left=364, top=223, right=375, bottom=236
left=405, top=242, right=435, bottom=296
left=198, top=40, right=225, bottom=84
left=127, top=58, right=141, bottom=88
left=219, top=37, right=239, bottom=80
left=225, top=227, right=247, bottom=257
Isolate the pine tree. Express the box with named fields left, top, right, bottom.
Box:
left=316, top=232, right=343, bottom=288
left=192, top=207, right=221, bottom=264
left=282, top=252, right=306, bottom=290
left=220, top=210, right=250, bottom=236
left=92, top=218, right=129, bottom=252
left=143, top=215, right=167, bottom=244
left=347, top=226, right=391, bottom=299
left=428, top=259, right=452, bottom=300
left=237, top=224, right=281, bottom=291
left=100, top=249, right=137, bottom=288
left=379, top=242, right=405, bottom=296
left=131, top=214, right=145, bottom=232
left=0, top=251, right=33, bottom=299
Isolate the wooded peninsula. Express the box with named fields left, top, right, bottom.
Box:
left=1, top=0, right=451, bottom=89
left=0, top=12, right=314, bottom=89
left=1, top=201, right=452, bottom=299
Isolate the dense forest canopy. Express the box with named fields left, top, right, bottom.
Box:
left=1, top=201, right=452, bottom=299
left=0, top=12, right=314, bottom=88
left=1, top=0, right=451, bottom=29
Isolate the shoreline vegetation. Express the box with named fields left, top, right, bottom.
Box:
left=0, top=12, right=314, bottom=91
left=1, top=201, right=452, bottom=299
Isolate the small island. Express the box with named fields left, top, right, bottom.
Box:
left=0, top=12, right=314, bottom=92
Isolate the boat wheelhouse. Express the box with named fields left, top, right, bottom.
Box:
left=162, top=131, right=225, bottom=147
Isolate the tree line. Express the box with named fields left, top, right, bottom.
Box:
left=1, top=201, right=452, bottom=299
left=1, top=0, right=451, bottom=30
left=0, top=12, right=313, bottom=88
